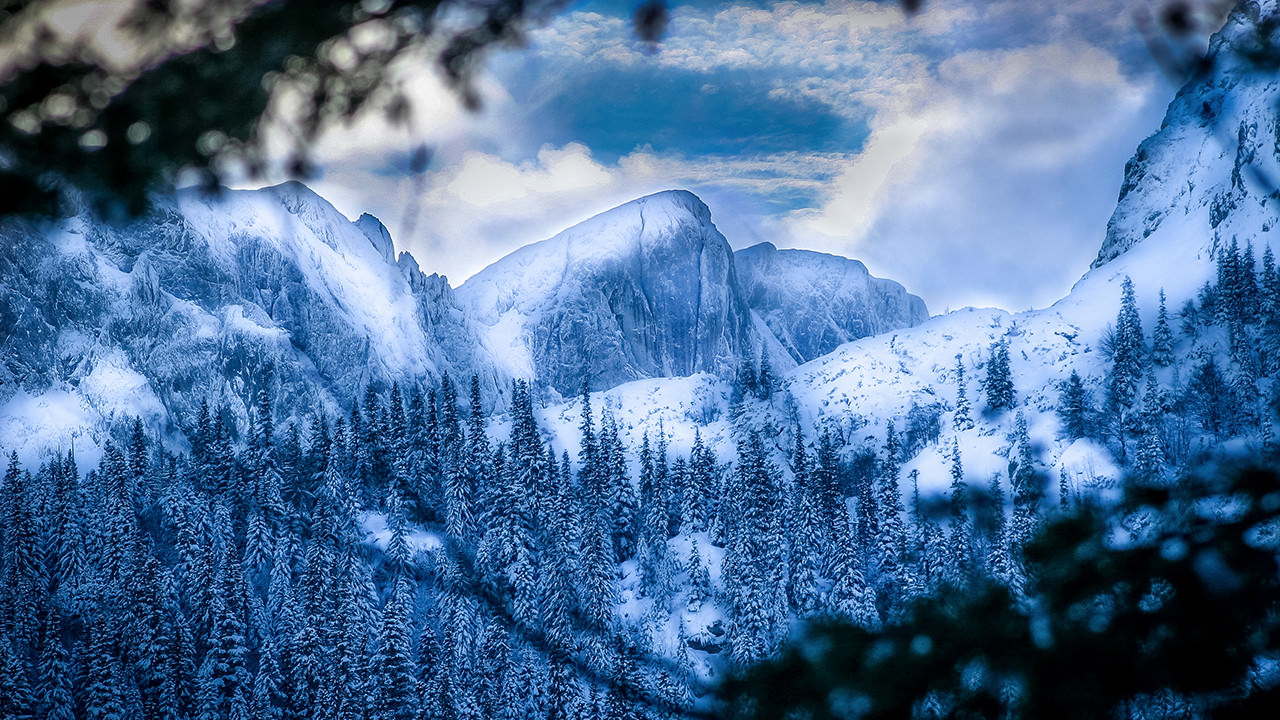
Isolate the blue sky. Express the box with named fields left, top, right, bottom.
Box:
left=308, top=0, right=1212, bottom=312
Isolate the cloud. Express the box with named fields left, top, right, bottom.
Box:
left=290, top=0, right=1177, bottom=313
left=778, top=40, right=1164, bottom=312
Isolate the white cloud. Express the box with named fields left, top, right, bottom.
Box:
left=287, top=0, right=1177, bottom=312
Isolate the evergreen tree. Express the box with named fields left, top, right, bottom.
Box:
left=372, top=578, right=416, bottom=720
left=875, top=422, right=907, bottom=584
left=686, top=540, right=711, bottom=614
left=35, top=606, right=74, bottom=720
left=1135, top=372, right=1166, bottom=480
left=1152, top=288, right=1174, bottom=367
left=1057, top=370, right=1091, bottom=440
left=414, top=622, right=447, bottom=720
left=725, top=433, right=788, bottom=666
left=1008, top=413, right=1042, bottom=555
left=825, top=504, right=879, bottom=630
left=1108, top=275, right=1147, bottom=411
left=945, top=439, right=975, bottom=585
left=0, top=637, right=36, bottom=720
left=756, top=351, right=775, bottom=400
left=953, top=354, right=974, bottom=431
left=983, top=340, right=1015, bottom=412
left=787, top=429, right=822, bottom=617
left=83, top=619, right=127, bottom=720
left=683, top=431, right=716, bottom=534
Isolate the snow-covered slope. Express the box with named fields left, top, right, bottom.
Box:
left=1097, top=0, right=1279, bottom=267
left=735, top=242, right=929, bottom=364
left=458, top=190, right=760, bottom=398
left=0, top=182, right=493, bottom=460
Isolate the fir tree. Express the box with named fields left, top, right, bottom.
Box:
left=1135, top=372, right=1166, bottom=480
left=36, top=622, right=74, bottom=720
left=825, top=504, right=879, bottom=630
left=1152, top=288, right=1174, bottom=367
left=372, top=578, right=416, bottom=720
left=1058, top=370, right=1091, bottom=440
left=875, top=422, right=907, bottom=584
left=686, top=540, right=711, bottom=614
left=756, top=351, right=776, bottom=400
left=787, top=430, right=822, bottom=617
left=1108, top=275, right=1146, bottom=411
left=725, top=433, right=787, bottom=666
left=0, top=637, right=36, bottom=720
left=953, top=354, right=975, bottom=430
left=983, top=340, right=1015, bottom=412
left=946, top=439, right=975, bottom=585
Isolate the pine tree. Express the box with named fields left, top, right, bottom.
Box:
left=725, top=432, right=787, bottom=666
left=983, top=340, right=1015, bottom=412
left=1135, top=372, right=1166, bottom=480
left=875, top=422, right=907, bottom=583
left=683, top=430, right=716, bottom=533
left=945, top=439, right=975, bottom=585
left=1152, top=288, right=1174, bottom=367
left=1008, top=413, right=1042, bottom=555
left=686, top=540, right=711, bottom=614
left=953, top=354, right=974, bottom=430
left=756, top=351, right=775, bottom=400
left=372, top=578, right=417, bottom=720
left=1058, top=370, right=1090, bottom=440
left=600, top=412, right=639, bottom=562
left=825, top=504, right=879, bottom=630
left=0, top=637, right=36, bottom=720
left=476, top=619, right=512, bottom=720
left=33, top=621, right=72, bottom=720
left=83, top=620, right=127, bottom=720
left=414, top=622, right=447, bottom=720
left=787, top=429, right=822, bottom=617
left=1108, top=275, right=1146, bottom=411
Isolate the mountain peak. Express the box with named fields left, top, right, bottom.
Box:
left=458, top=188, right=752, bottom=396
left=1094, top=1, right=1280, bottom=268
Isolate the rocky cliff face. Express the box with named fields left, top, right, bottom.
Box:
left=0, top=182, right=492, bottom=435
left=1095, top=0, right=1280, bottom=268
left=458, top=190, right=758, bottom=398
left=735, top=242, right=929, bottom=364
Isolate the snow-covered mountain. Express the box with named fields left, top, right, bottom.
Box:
left=735, top=242, right=929, bottom=364
left=0, top=182, right=495, bottom=457
left=1, top=183, right=932, bottom=462
left=457, top=190, right=763, bottom=398
left=1096, top=0, right=1280, bottom=269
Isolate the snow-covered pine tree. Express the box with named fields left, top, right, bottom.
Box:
left=686, top=540, right=711, bottom=614
left=983, top=340, right=1015, bottom=412
left=787, top=429, right=822, bottom=617
left=1152, top=289, right=1174, bottom=367
left=725, top=432, right=787, bottom=666
left=953, top=354, right=975, bottom=430
left=1135, top=372, right=1166, bottom=480
left=1008, top=412, right=1042, bottom=557
left=1058, top=370, right=1091, bottom=440
left=1108, top=275, right=1146, bottom=411
left=372, top=577, right=416, bottom=720
left=874, top=422, right=907, bottom=585
left=683, top=430, right=716, bottom=534
left=946, top=439, right=975, bottom=585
